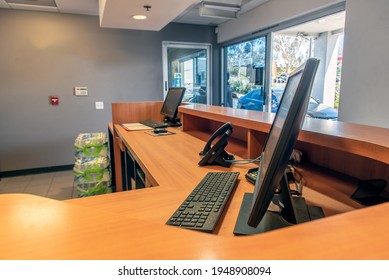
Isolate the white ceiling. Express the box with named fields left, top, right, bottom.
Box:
left=278, top=11, right=346, bottom=37
left=0, top=0, right=270, bottom=30
left=0, top=0, right=345, bottom=34
left=99, top=0, right=200, bottom=31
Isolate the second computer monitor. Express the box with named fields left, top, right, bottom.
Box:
left=160, top=87, right=186, bottom=124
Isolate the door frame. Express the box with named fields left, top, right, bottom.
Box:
left=162, top=41, right=212, bottom=104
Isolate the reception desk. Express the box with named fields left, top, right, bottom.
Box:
left=0, top=102, right=388, bottom=260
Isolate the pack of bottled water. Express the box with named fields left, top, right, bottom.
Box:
left=73, top=132, right=112, bottom=197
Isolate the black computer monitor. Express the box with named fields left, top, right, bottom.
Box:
left=160, top=87, right=186, bottom=125
left=234, top=58, right=324, bottom=235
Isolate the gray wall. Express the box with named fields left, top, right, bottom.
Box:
left=339, top=0, right=389, bottom=128
left=0, top=9, right=218, bottom=172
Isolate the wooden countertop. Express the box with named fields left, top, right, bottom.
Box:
left=179, top=104, right=389, bottom=164
left=2, top=126, right=388, bottom=259
left=1, top=103, right=388, bottom=260
left=1, top=191, right=389, bottom=260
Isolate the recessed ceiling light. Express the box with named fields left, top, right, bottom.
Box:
left=133, top=15, right=147, bottom=20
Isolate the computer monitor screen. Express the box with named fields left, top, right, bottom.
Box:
left=160, top=87, right=186, bottom=121
left=241, top=58, right=320, bottom=232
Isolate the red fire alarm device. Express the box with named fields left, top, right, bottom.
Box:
left=50, top=96, right=59, bottom=105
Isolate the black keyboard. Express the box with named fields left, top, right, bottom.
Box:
left=139, top=119, right=169, bottom=128
left=166, top=171, right=240, bottom=233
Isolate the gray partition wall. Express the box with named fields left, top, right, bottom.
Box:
left=0, top=9, right=219, bottom=174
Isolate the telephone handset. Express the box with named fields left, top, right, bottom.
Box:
left=198, top=122, right=235, bottom=167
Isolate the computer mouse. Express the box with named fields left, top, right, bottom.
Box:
left=153, top=128, right=167, bottom=134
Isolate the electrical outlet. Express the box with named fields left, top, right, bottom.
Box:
left=95, top=101, right=104, bottom=110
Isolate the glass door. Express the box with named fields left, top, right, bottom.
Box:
left=162, top=42, right=211, bottom=104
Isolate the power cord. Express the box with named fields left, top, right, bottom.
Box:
left=225, top=155, right=261, bottom=164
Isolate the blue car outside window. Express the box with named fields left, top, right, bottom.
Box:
left=237, top=88, right=279, bottom=112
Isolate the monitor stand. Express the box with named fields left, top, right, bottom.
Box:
left=164, top=117, right=182, bottom=127
left=233, top=173, right=324, bottom=235
left=167, top=122, right=182, bottom=127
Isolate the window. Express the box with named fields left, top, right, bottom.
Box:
left=224, top=36, right=267, bottom=110
left=272, top=11, right=345, bottom=117
left=222, top=4, right=345, bottom=120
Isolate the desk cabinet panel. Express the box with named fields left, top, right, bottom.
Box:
left=125, top=150, right=146, bottom=190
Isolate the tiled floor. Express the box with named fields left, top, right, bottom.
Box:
left=0, top=170, right=76, bottom=200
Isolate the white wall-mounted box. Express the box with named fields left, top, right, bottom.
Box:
left=74, top=87, right=88, bottom=96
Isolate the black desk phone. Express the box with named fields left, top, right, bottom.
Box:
left=198, top=122, right=234, bottom=167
